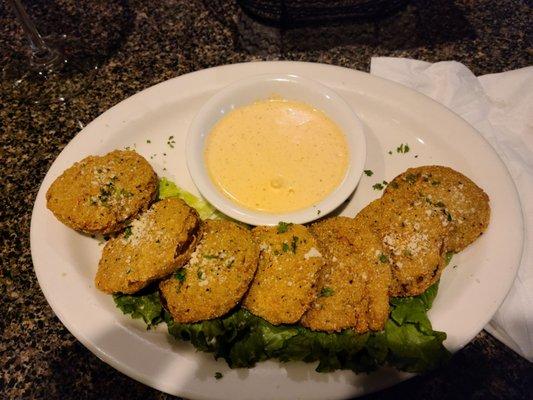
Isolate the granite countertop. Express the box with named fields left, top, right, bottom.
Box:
left=1, top=0, right=531, bottom=398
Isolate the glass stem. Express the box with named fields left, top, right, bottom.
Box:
left=7, top=0, right=60, bottom=68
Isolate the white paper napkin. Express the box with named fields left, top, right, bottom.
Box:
left=370, top=57, right=533, bottom=361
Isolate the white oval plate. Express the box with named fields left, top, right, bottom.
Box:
left=30, top=61, right=524, bottom=400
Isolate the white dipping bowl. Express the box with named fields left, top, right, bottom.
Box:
left=186, top=73, right=366, bottom=226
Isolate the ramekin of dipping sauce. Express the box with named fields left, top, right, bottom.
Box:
left=186, top=74, right=366, bottom=226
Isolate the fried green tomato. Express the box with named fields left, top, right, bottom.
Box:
left=160, top=220, right=258, bottom=323
left=95, top=198, right=200, bottom=294
left=383, top=165, right=490, bottom=252
left=358, top=197, right=449, bottom=297
left=46, top=150, right=157, bottom=235
left=300, top=217, right=391, bottom=333
left=242, top=224, right=325, bottom=325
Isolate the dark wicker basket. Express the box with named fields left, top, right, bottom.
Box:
left=237, top=0, right=410, bottom=26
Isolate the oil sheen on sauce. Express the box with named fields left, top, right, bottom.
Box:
left=204, top=98, right=349, bottom=213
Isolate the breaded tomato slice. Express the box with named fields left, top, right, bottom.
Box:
left=46, top=150, right=157, bottom=235
left=301, top=216, right=391, bottom=333
left=242, top=224, right=325, bottom=325
left=358, top=197, right=449, bottom=297
left=383, top=165, right=490, bottom=252
left=95, top=198, right=200, bottom=294
left=160, top=220, right=258, bottom=323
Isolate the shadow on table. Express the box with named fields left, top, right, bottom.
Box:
left=203, top=0, right=476, bottom=55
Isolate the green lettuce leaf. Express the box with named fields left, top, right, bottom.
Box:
left=113, top=291, right=163, bottom=328
left=163, top=283, right=449, bottom=374
left=158, top=177, right=226, bottom=220
left=114, top=284, right=449, bottom=374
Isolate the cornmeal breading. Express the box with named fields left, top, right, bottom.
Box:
left=383, top=165, right=490, bottom=252
left=242, top=224, right=325, bottom=325
left=357, top=197, right=449, bottom=297
left=300, top=217, right=391, bottom=333
left=95, top=198, right=200, bottom=294
left=160, top=220, right=259, bottom=323
left=46, top=150, right=157, bottom=235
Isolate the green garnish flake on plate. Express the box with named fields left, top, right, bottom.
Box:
left=396, top=143, right=410, bottom=153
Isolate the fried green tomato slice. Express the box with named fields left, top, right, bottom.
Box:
left=357, top=197, right=449, bottom=297
left=160, top=220, right=259, bottom=323
left=46, top=150, right=157, bottom=235
left=383, top=165, right=490, bottom=252
left=95, top=198, right=200, bottom=294
left=242, top=224, right=325, bottom=325
left=300, top=217, right=391, bottom=333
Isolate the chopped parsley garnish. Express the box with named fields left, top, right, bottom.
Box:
left=319, top=287, right=334, bottom=297
left=282, top=243, right=289, bottom=253
left=197, top=270, right=207, bottom=281
left=117, top=188, right=133, bottom=198
left=382, top=180, right=388, bottom=186
left=174, top=268, right=186, bottom=282
left=405, top=173, right=419, bottom=184
left=364, top=169, right=374, bottom=176
left=291, top=236, right=299, bottom=253
left=372, top=183, right=384, bottom=191
left=214, top=372, right=223, bottom=380
left=167, top=136, right=176, bottom=148
left=379, top=253, right=389, bottom=263
left=146, top=139, right=151, bottom=144
left=431, top=180, right=441, bottom=186
left=98, top=183, right=114, bottom=204
left=277, top=221, right=292, bottom=233
left=317, top=209, right=321, bottom=215
left=203, top=254, right=219, bottom=259
left=123, top=226, right=132, bottom=239
left=403, top=249, right=413, bottom=257
left=396, top=143, right=410, bottom=153
left=435, top=201, right=446, bottom=208
left=388, top=150, right=393, bottom=155
left=389, top=181, right=399, bottom=189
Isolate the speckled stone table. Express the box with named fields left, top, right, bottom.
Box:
left=1, top=0, right=532, bottom=399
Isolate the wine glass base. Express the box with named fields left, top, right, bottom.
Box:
left=1, top=35, right=97, bottom=105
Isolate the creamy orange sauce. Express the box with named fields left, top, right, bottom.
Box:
left=204, top=98, right=349, bottom=213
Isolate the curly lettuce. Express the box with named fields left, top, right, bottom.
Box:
left=115, top=283, right=449, bottom=373
left=158, top=177, right=226, bottom=220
